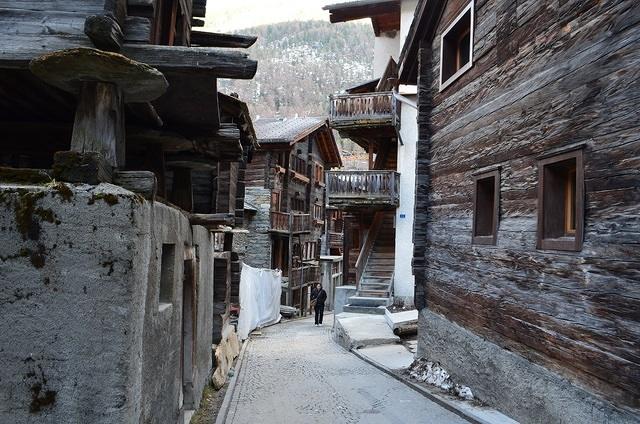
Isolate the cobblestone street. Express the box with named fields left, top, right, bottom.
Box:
left=225, top=316, right=468, bottom=424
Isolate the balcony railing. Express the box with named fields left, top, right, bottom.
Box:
left=326, top=170, right=400, bottom=208
left=270, top=211, right=311, bottom=234
left=289, top=265, right=320, bottom=288
left=329, top=91, right=396, bottom=128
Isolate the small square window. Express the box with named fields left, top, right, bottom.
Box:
left=440, top=1, right=474, bottom=90
left=537, top=150, right=584, bottom=251
left=159, top=243, right=176, bottom=306
left=472, top=170, right=500, bottom=245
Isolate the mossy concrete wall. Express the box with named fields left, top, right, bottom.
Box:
left=0, top=183, right=214, bottom=423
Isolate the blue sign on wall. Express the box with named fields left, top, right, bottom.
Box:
left=399, top=213, right=406, bottom=219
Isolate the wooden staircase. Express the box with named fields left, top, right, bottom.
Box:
left=346, top=212, right=395, bottom=313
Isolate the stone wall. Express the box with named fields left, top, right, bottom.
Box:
left=0, top=182, right=214, bottom=423
left=235, top=186, right=272, bottom=269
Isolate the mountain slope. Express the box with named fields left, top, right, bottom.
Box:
left=219, top=20, right=374, bottom=118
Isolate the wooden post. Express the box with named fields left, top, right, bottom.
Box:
left=171, top=167, right=193, bottom=212
left=368, top=143, right=374, bottom=170
left=288, top=213, right=294, bottom=306
left=70, top=81, right=125, bottom=168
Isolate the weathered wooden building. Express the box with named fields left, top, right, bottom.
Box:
left=237, top=117, right=342, bottom=312
left=0, top=1, right=257, bottom=422
left=399, top=0, right=640, bottom=422
left=324, top=0, right=419, bottom=309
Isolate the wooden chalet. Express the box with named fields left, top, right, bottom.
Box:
left=242, top=117, right=342, bottom=313
left=399, top=0, right=640, bottom=422
left=0, top=0, right=257, bottom=421
left=324, top=0, right=406, bottom=309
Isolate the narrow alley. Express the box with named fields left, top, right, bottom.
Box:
left=224, top=317, right=467, bottom=424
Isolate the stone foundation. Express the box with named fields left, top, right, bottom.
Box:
left=417, top=308, right=640, bottom=424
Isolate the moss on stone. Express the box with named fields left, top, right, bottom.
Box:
left=90, top=193, right=119, bottom=206
left=51, top=182, right=73, bottom=203
left=14, top=191, right=46, bottom=241
left=0, top=167, right=52, bottom=184
left=34, top=208, right=55, bottom=223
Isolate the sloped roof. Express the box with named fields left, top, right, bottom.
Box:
left=254, top=117, right=342, bottom=168
left=255, top=117, right=327, bottom=144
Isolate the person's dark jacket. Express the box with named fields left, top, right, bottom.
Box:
left=316, top=288, right=327, bottom=305
left=310, top=287, right=319, bottom=301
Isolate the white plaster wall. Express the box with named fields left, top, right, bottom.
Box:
left=400, top=0, right=419, bottom=50
left=373, top=32, right=400, bottom=78
left=394, top=95, right=418, bottom=305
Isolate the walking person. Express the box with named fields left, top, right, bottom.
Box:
left=309, top=283, right=319, bottom=316
left=314, top=283, right=327, bottom=326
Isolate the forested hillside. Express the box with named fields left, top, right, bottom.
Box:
left=219, top=20, right=374, bottom=118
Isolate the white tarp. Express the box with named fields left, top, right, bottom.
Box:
left=237, top=264, right=282, bottom=340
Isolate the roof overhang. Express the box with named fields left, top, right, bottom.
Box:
left=398, top=0, right=446, bottom=84
left=324, top=0, right=400, bottom=35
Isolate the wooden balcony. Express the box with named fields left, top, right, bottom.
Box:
left=270, top=211, right=311, bottom=234
left=326, top=170, right=400, bottom=209
left=329, top=91, right=396, bottom=129
left=288, top=265, right=320, bottom=289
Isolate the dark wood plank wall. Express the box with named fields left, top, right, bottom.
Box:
left=244, top=151, right=269, bottom=188
left=414, top=0, right=640, bottom=408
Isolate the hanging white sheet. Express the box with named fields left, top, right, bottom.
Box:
left=237, top=264, right=282, bottom=340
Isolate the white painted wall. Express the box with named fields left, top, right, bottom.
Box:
left=400, top=0, right=419, bottom=50
left=373, top=32, right=400, bottom=78
left=394, top=95, right=418, bottom=305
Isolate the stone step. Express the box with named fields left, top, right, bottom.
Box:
left=348, top=295, right=392, bottom=307
left=343, top=304, right=387, bottom=315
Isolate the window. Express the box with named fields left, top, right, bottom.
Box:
left=291, top=198, right=305, bottom=212
left=159, top=243, right=176, bottom=307
left=313, top=203, right=323, bottom=221
left=271, top=191, right=281, bottom=211
left=314, top=162, right=324, bottom=185
left=303, top=241, right=317, bottom=260
left=440, top=1, right=474, bottom=90
left=537, top=149, right=584, bottom=251
left=472, top=169, right=500, bottom=245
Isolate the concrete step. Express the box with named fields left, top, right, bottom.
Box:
left=348, top=295, right=392, bottom=307
left=343, top=304, right=387, bottom=315
left=358, top=290, right=390, bottom=297
left=361, top=277, right=391, bottom=284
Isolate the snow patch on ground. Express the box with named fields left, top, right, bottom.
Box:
left=407, top=358, right=475, bottom=401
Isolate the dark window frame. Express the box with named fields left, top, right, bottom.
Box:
left=439, top=1, right=475, bottom=91
left=472, top=169, right=500, bottom=245
left=537, top=149, right=584, bottom=251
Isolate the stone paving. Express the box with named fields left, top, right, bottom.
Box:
left=225, top=316, right=468, bottom=424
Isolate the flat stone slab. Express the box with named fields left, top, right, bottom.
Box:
left=333, top=312, right=400, bottom=349
left=385, top=308, right=419, bottom=330
left=359, top=344, right=414, bottom=370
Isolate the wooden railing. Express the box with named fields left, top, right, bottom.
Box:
left=356, top=211, right=384, bottom=287
left=329, top=91, right=395, bottom=127
left=270, top=211, right=311, bottom=233
left=270, top=211, right=289, bottom=232
left=326, top=170, right=400, bottom=207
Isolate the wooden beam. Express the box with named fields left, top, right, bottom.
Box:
left=189, top=213, right=235, bottom=228
left=71, top=81, right=125, bottom=168
left=325, top=0, right=399, bottom=23
left=191, top=31, right=257, bottom=48
left=113, top=170, right=156, bottom=200
left=121, top=44, right=258, bottom=79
